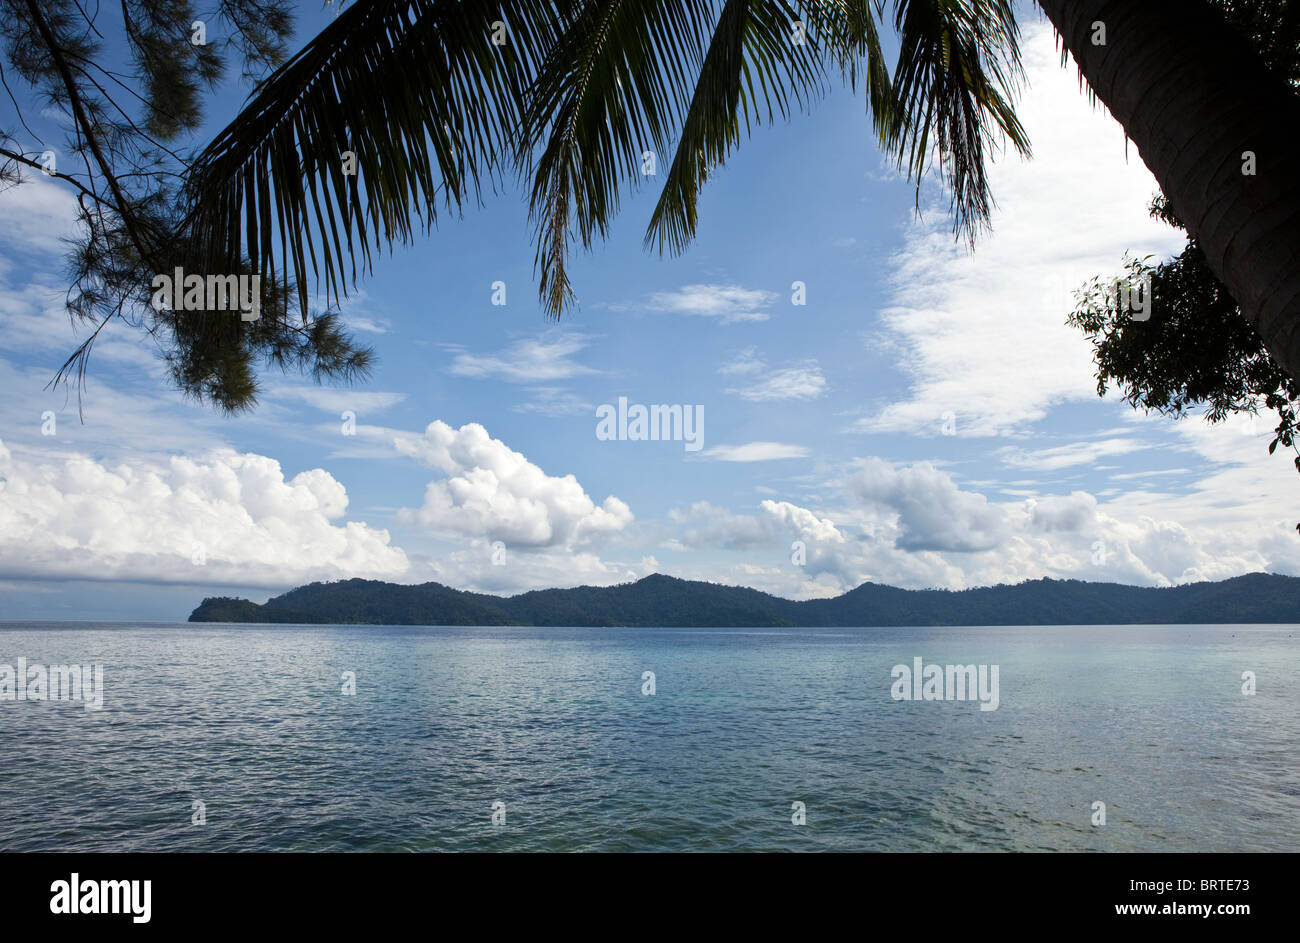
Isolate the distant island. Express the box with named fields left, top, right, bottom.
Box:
left=188, top=572, right=1300, bottom=627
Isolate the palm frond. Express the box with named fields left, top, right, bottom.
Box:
left=182, top=0, right=560, bottom=320
left=181, top=0, right=1030, bottom=328
left=799, top=0, right=894, bottom=134
left=644, top=0, right=837, bottom=258
left=887, top=0, right=1029, bottom=242
left=519, top=0, right=721, bottom=317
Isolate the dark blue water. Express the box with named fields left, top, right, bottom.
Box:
left=0, top=622, right=1295, bottom=851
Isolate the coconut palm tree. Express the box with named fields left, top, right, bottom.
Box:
left=1040, top=0, right=1300, bottom=381
left=181, top=0, right=1028, bottom=319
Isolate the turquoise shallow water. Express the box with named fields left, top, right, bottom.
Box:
left=0, top=622, right=1295, bottom=852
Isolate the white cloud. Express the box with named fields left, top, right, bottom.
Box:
left=665, top=495, right=949, bottom=598
left=269, top=385, right=407, bottom=414
left=662, top=426, right=1300, bottom=597
left=670, top=498, right=848, bottom=556
left=728, top=360, right=827, bottom=401
left=396, top=421, right=632, bottom=548
left=0, top=358, right=232, bottom=459
left=702, top=442, right=810, bottom=462
left=335, top=293, right=391, bottom=334
left=1108, top=467, right=1191, bottom=481
left=344, top=316, right=390, bottom=333
left=717, top=346, right=765, bottom=375
left=0, top=276, right=160, bottom=372
left=0, top=174, right=81, bottom=257
left=645, top=284, right=777, bottom=323
left=1025, top=492, right=1099, bottom=532
left=855, top=22, right=1185, bottom=438
left=422, top=546, right=659, bottom=594
left=670, top=501, right=780, bottom=548
left=847, top=458, right=1007, bottom=552
left=513, top=387, right=594, bottom=417
left=0, top=440, right=408, bottom=585
left=448, top=333, right=597, bottom=383
left=716, top=348, right=827, bottom=400
left=997, top=437, right=1147, bottom=471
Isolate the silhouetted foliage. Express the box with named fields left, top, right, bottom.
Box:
left=0, top=0, right=373, bottom=412
left=1069, top=0, right=1300, bottom=472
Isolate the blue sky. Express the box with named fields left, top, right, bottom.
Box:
left=3, top=4, right=1299, bottom=620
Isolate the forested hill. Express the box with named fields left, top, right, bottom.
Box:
left=188, top=572, right=1300, bottom=626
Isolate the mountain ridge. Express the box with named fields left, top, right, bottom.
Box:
left=187, top=571, right=1300, bottom=626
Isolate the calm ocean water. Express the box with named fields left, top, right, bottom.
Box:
left=0, top=622, right=1295, bottom=852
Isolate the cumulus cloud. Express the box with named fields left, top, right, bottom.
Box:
left=847, top=459, right=1007, bottom=552
left=668, top=500, right=851, bottom=583
left=0, top=440, right=409, bottom=585
left=659, top=431, right=1300, bottom=600
left=666, top=494, right=949, bottom=597
left=670, top=501, right=778, bottom=549
left=421, top=546, right=660, bottom=594
left=396, top=421, right=632, bottom=548
left=1025, top=492, right=1099, bottom=533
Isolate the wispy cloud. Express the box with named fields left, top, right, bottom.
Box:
left=513, top=387, right=594, bottom=417
left=996, top=438, right=1147, bottom=471
left=448, top=333, right=597, bottom=383
left=727, top=360, right=827, bottom=401
left=717, top=346, right=765, bottom=375
left=0, top=174, right=81, bottom=257
left=269, top=385, right=407, bottom=414
left=323, top=290, right=392, bottom=334
left=342, top=315, right=390, bottom=334
left=703, top=442, right=810, bottom=462
left=852, top=23, right=1184, bottom=439
left=644, top=284, right=777, bottom=324
left=1108, top=467, right=1191, bottom=481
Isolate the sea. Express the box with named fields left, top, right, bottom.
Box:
left=0, top=622, right=1295, bottom=852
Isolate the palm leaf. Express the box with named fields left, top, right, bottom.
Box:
left=642, top=0, right=898, bottom=258
left=182, top=0, right=560, bottom=320
left=519, top=0, right=724, bottom=317
left=887, top=0, right=1030, bottom=242
left=643, top=0, right=839, bottom=258
left=805, top=0, right=895, bottom=134
left=181, top=0, right=1030, bottom=327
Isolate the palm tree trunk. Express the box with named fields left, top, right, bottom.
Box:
left=1037, top=0, right=1300, bottom=380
